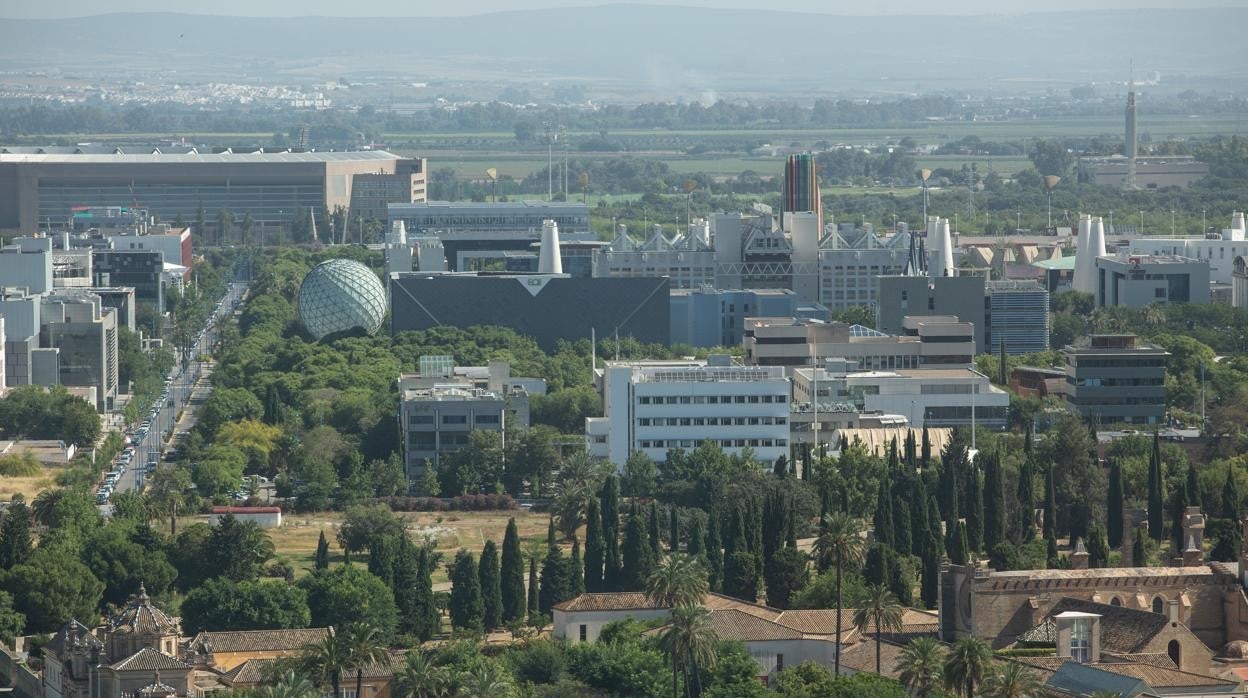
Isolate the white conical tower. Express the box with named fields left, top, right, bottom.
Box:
left=538, top=219, right=563, bottom=274
left=939, top=218, right=954, bottom=277
left=1233, top=211, right=1246, bottom=237
left=1073, top=214, right=1092, bottom=294
left=1086, top=216, right=1107, bottom=298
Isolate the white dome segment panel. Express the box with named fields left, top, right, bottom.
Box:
left=297, top=259, right=387, bottom=339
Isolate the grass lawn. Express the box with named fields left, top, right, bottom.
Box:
left=0, top=464, right=61, bottom=501
left=183, top=509, right=557, bottom=585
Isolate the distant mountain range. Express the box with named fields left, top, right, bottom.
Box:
left=1, top=5, right=1244, bottom=94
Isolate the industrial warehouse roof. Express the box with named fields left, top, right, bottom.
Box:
left=0, top=150, right=399, bottom=164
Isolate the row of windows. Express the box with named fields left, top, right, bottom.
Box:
left=639, top=438, right=788, bottom=449
left=638, top=416, right=788, bottom=427
left=1068, top=358, right=1166, bottom=368
left=407, top=432, right=472, bottom=450
left=408, top=413, right=501, bottom=426
left=638, top=394, right=785, bottom=405
left=1069, top=377, right=1164, bottom=387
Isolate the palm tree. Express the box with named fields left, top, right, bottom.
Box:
left=342, top=624, right=390, bottom=698
left=646, top=553, right=709, bottom=608
left=394, top=651, right=451, bottom=698
left=658, top=605, right=719, bottom=698
left=943, top=636, right=993, bottom=698
left=457, top=661, right=515, bottom=698
left=251, top=671, right=319, bottom=698
left=298, top=630, right=352, bottom=698
left=896, top=637, right=946, bottom=696
left=813, top=511, right=866, bottom=676
left=853, top=584, right=904, bottom=675
left=981, top=661, right=1043, bottom=698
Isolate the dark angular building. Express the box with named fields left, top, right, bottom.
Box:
left=92, top=250, right=164, bottom=310
left=389, top=273, right=669, bottom=350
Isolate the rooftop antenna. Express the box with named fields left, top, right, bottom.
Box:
left=1125, top=59, right=1138, bottom=191
left=920, top=169, right=932, bottom=227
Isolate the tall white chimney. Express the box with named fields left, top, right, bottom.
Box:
left=1073, top=214, right=1092, bottom=294
left=538, top=219, right=562, bottom=274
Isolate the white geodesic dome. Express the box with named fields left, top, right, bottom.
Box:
left=297, top=259, right=387, bottom=339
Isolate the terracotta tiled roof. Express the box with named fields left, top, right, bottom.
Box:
left=771, top=610, right=853, bottom=635
left=222, top=656, right=398, bottom=687
left=190, top=628, right=331, bottom=655
left=704, top=609, right=804, bottom=642
left=110, top=648, right=191, bottom=672
left=1047, top=598, right=1169, bottom=654
left=1100, top=651, right=1177, bottom=669
left=1096, top=662, right=1238, bottom=688
left=838, top=639, right=908, bottom=678
left=552, top=592, right=663, bottom=612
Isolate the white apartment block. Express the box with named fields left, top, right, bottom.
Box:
left=1128, top=212, right=1247, bottom=284
left=587, top=356, right=791, bottom=467
left=743, top=316, right=974, bottom=373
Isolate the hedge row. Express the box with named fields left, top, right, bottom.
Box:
left=378, top=494, right=518, bottom=512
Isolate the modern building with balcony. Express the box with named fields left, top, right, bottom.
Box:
left=1063, top=334, right=1168, bottom=426
left=586, top=356, right=790, bottom=467
left=743, top=315, right=974, bottom=372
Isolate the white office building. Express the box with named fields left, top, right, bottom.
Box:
left=1127, top=212, right=1248, bottom=285
left=587, top=356, right=791, bottom=467
left=792, top=360, right=1008, bottom=429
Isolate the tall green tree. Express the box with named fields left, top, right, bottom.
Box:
left=920, top=426, right=932, bottom=470
left=583, top=499, right=605, bottom=593
left=983, top=453, right=1006, bottom=553
left=762, top=490, right=788, bottom=566
left=645, top=553, right=709, bottom=608
left=297, top=627, right=351, bottom=698
left=343, top=624, right=389, bottom=698
left=500, top=518, right=526, bottom=623
left=600, top=476, right=622, bottom=591
left=949, top=521, right=970, bottom=565
left=314, top=530, right=330, bottom=571
left=1148, top=430, right=1165, bottom=540
left=298, top=565, right=398, bottom=639
left=448, top=549, right=483, bottom=632
left=1043, top=464, right=1057, bottom=540
left=395, top=542, right=438, bottom=642
left=853, top=585, right=904, bottom=675
left=526, top=555, right=539, bottom=623
left=920, top=534, right=940, bottom=610
left=1171, top=480, right=1189, bottom=555
left=705, top=510, right=724, bottom=592
left=943, top=636, right=993, bottom=698
left=622, top=508, right=655, bottom=591
left=873, top=476, right=896, bottom=549
left=966, top=465, right=985, bottom=553
left=657, top=606, right=719, bottom=698
left=669, top=506, right=680, bottom=553
left=910, top=479, right=929, bottom=556
left=648, top=503, right=662, bottom=561
left=1107, top=460, right=1124, bottom=549
left=898, top=637, right=946, bottom=696
left=478, top=540, right=502, bottom=631
left=569, top=536, right=585, bottom=597
left=813, top=512, right=866, bottom=676
left=1087, top=525, right=1110, bottom=568
left=1016, top=455, right=1036, bottom=543
left=1132, top=526, right=1148, bottom=567
left=0, top=496, right=33, bottom=569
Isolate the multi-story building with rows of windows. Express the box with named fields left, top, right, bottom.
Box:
left=586, top=355, right=790, bottom=467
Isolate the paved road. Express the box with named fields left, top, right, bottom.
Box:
left=99, top=278, right=247, bottom=503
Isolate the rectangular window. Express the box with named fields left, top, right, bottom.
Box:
left=1070, top=619, right=1091, bottom=663
left=776, top=654, right=784, bottom=672
left=475, top=415, right=500, bottom=425
left=639, top=396, right=651, bottom=405
left=408, top=415, right=434, bottom=425
left=579, top=624, right=588, bottom=642
left=441, top=415, right=467, bottom=425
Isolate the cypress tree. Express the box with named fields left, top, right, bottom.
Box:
left=894, top=500, right=913, bottom=559
left=669, top=506, right=680, bottom=553
left=570, top=537, right=585, bottom=597
left=313, top=530, right=330, bottom=571
left=1107, top=460, right=1124, bottom=549
left=1171, top=480, right=1188, bottom=555
left=905, top=429, right=917, bottom=470
left=983, top=452, right=1005, bottom=554
left=1223, top=462, right=1241, bottom=520
left=874, top=476, right=896, bottom=548
left=705, top=509, right=724, bottom=592
left=1087, top=526, right=1110, bottom=568
left=687, top=514, right=705, bottom=559
left=889, top=554, right=913, bottom=606
left=1132, top=526, right=1147, bottom=567
left=479, top=540, right=502, bottom=631
left=1069, top=502, right=1091, bottom=545
left=1016, top=455, right=1036, bottom=543
left=622, top=509, right=654, bottom=591
left=910, top=478, right=929, bottom=556
left=939, top=448, right=959, bottom=530
left=762, top=490, right=787, bottom=566
left=801, top=443, right=812, bottom=482
left=949, top=520, right=970, bottom=565
left=1148, top=431, right=1165, bottom=540
left=501, top=518, right=526, bottom=622
left=749, top=498, right=764, bottom=565
left=723, top=551, right=760, bottom=602
left=539, top=543, right=569, bottom=616
left=773, top=454, right=788, bottom=478
left=864, top=544, right=894, bottom=587
left=1187, top=463, right=1201, bottom=513
left=888, top=437, right=900, bottom=474
left=547, top=516, right=557, bottom=548
left=648, top=504, right=662, bottom=560
left=583, top=499, right=605, bottom=593
left=368, top=534, right=399, bottom=589
left=966, top=466, right=985, bottom=553
left=600, top=476, right=622, bottom=590
left=927, top=492, right=945, bottom=557
left=1043, top=463, right=1057, bottom=540
left=1046, top=535, right=1060, bottom=569
left=920, top=426, right=932, bottom=470
left=920, top=537, right=939, bottom=609
left=527, top=556, right=539, bottom=623
left=1024, top=421, right=1034, bottom=456
left=448, top=550, right=483, bottom=632
left=392, top=542, right=440, bottom=642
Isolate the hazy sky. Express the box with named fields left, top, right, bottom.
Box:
left=7, top=0, right=1239, bottom=18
